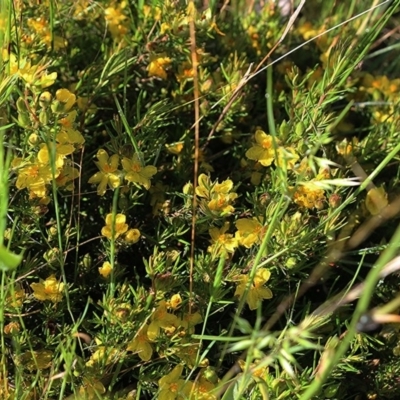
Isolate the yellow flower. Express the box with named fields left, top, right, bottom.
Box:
left=336, top=137, right=359, bottom=156
left=19, top=349, right=53, bottom=371
left=235, top=218, right=265, bottom=248
left=208, top=193, right=237, bottom=215
left=122, top=153, right=157, bottom=189
left=158, top=364, right=191, bottom=400
left=208, top=179, right=238, bottom=213
left=30, top=275, right=64, bottom=303
left=86, top=338, right=118, bottom=367
left=88, top=149, right=121, bottom=196
left=52, top=89, right=76, bottom=113
left=147, top=56, right=171, bottom=80
left=101, top=213, right=128, bottom=240
left=293, top=183, right=326, bottom=209
left=195, top=174, right=238, bottom=215
left=165, top=141, right=184, bottom=155
left=127, top=324, right=153, bottom=361
left=37, top=143, right=68, bottom=168
left=188, top=377, right=217, bottom=400
left=124, top=228, right=141, bottom=244
left=195, top=174, right=213, bottom=198
left=55, top=164, right=80, bottom=190
left=176, top=62, right=195, bottom=83
left=6, top=283, right=25, bottom=309
left=234, top=268, right=273, bottom=310
left=56, top=114, right=85, bottom=150
left=238, top=359, right=268, bottom=379
left=168, top=294, right=183, bottom=310
left=27, top=17, right=65, bottom=50
left=148, top=300, right=180, bottom=341
left=79, top=377, right=106, bottom=399
left=178, top=311, right=203, bottom=335
left=275, top=147, right=299, bottom=170
left=4, top=321, right=20, bottom=335
left=365, top=186, right=388, bottom=215
left=176, top=340, right=208, bottom=368
left=99, top=261, right=113, bottom=278
left=105, top=3, right=129, bottom=40
left=208, top=222, right=238, bottom=258
left=15, top=159, right=56, bottom=199
left=246, top=130, right=279, bottom=167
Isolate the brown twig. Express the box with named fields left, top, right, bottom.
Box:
left=188, top=1, right=201, bottom=315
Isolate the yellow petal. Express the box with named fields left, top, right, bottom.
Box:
left=125, top=229, right=140, bottom=244
left=246, top=146, right=264, bottom=161
left=255, top=268, right=271, bottom=284
left=97, top=175, right=109, bottom=196
left=214, top=179, right=233, bottom=193
left=256, top=286, right=273, bottom=300
left=141, top=165, right=157, bottom=178
left=96, top=149, right=109, bottom=167
left=109, top=154, right=120, bottom=169
left=137, top=341, right=153, bottom=361
left=365, top=187, right=388, bottom=215
left=147, top=321, right=160, bottom=342
left=254, top=130, right=270, bottom=146
left=198, top=174, right=210, bottom=189
left=247, top=290, right=259, bottom=310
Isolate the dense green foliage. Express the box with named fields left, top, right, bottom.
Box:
left=1, top=0, right=400, bottom=399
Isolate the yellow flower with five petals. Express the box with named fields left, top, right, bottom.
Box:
left=88, top=149, right=121, bottom=196
left=234, top=268, right=273, bottom=310
left=122, top=153, right=157, bottom=189
left=30, top=275, right=64, bottom=303
left=246, top=130, right=278, bottom=166
left=158, top=364, right=191, bottom=400
left=147, top=300, right=180, bottom=341
left=127, top=324, right=153, bottom=361
left=235, top=218, right=265, bottom=248
left=208, top=222, right=238, bottom=258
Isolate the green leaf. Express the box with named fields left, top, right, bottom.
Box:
left=0, top=244, right=22, bottom=271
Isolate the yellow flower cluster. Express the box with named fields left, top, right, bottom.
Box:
left=360, top=73, right=400, bottom=102
left=3, top=51, right=57, bottom=89
left=158, top=364, right=217, bottom=400
left=99, top=213, right=140, bottom=277
left=293, top=183, right=325, bottom=210
left=208, top=218, right=266, bottom=258
left=30, top=275, right=64, bottom=303
left=358, top=73, right=400, bottom=124
left=27, top=17, right=66, bottom=50
left=88, top=150, right=157, bottom=196
left=234, top=268, right=273, bottom=310
left=195, top=174, right=238, bottom=216
left=148, top=55, right=172, bottom=80
left=12, top=87, right=84, bottom=203
left=85, top=338, right=119, bottom=368
left=101, top=213, right=140, bottom=242
left=246, top=130, right=299, bottom=169
left=104, top=1, right=130, bottom=40
left=126, top=298, right=203, bottom=362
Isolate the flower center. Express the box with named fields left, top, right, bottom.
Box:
left=103, top=164, right=116, bottom=173
left=28, top=166, right=39, bottom=177
left=262, top=137, right=272, bottom=149
left=131, top=163, right=141, bottom=173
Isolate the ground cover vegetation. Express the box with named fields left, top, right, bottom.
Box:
left=1, top=0, right=400, bottom=398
